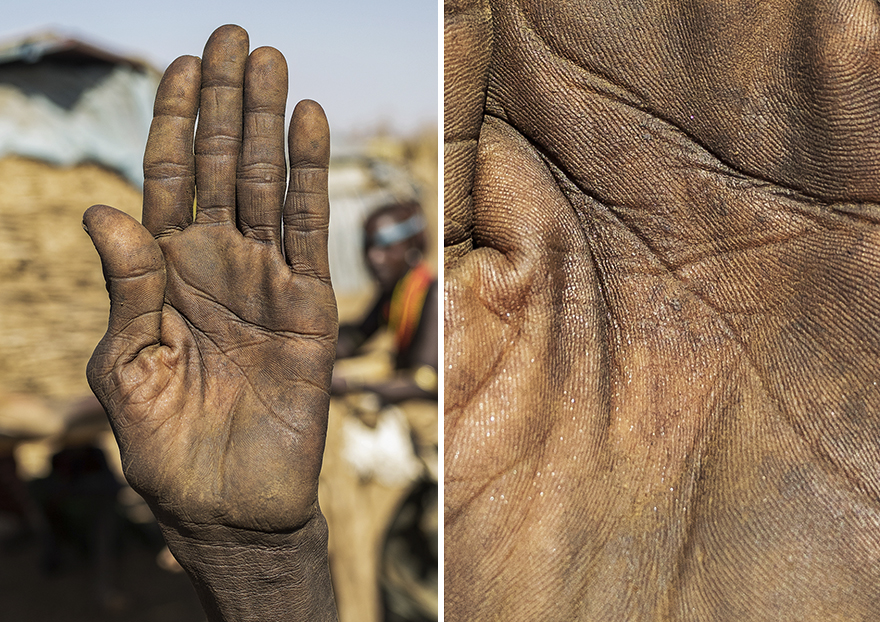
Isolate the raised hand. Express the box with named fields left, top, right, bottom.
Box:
left=84, top=25, right=336, bottom=621
left=445, top=1, right=880, bottom=620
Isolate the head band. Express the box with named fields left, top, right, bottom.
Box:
left=370, top=213, right=425, bottom=248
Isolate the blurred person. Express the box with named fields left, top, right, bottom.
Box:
left=333, top=199, right=438, bottom=404
left=0, top=448, right=45, bottom=549
left=329, top=200, right=438, bottom=622
left=31, top=442, right=125, bottom=610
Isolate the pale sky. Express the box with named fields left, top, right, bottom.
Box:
left=3, top=0, right=439, bottom=137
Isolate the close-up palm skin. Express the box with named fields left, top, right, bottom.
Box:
left=445, top=0, right=880, bottom=619
left=84, top=25, right=337, bottom=621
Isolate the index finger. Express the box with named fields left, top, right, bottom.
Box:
left=142, top=55, right=200, bottom=238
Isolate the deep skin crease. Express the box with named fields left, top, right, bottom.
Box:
left=84, top=26, right=337, bottom=621
left=445, top=1, right=880, bottom=620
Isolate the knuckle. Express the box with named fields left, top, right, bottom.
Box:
left=238, top=161, right=287, bottom=184
left=144, top=161, right=193, bottom=182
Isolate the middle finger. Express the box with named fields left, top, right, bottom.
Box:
left=194, top=25, right=249, bottom=225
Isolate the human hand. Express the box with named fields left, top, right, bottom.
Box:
left=84, top=25, right=336, bottom=621
left=445, top=1, right=880, bottom=619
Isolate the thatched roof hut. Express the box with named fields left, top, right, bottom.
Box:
left=0, top=32, right=158, bottom=441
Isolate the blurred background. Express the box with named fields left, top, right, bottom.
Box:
left=0, top=1, right=437, bottom=620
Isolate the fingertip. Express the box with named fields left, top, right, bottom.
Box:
left=83, top=205, right=164, bottom=279
left=212, top=23, right=249, bottom=41
left=204, top=24, right=250, bottom=69
left=244, top=47, right=288, bottom=107
left=250, top=45, right=287, bottom=68
left=82, top=204, right=118, bottom=237
left=154, top=56, right=201, bottom=117
left=168, top=54, right=201, bottom=71
left=293, top=99, right=327, bottom=121
left=166, top=55, right=202, bottom=83
left=289, top=100, right=330, bottom=168
left=83, top=203, right=102, bottom=229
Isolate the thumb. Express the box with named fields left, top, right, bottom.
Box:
left=83, top=204, right=166, bottom=367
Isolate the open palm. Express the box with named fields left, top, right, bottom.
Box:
left=85, top=25, right=336, bottom=537
left=445, top=1, right=880, bottom=620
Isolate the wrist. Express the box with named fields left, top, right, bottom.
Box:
left=158, top=512, right=337, bottom=622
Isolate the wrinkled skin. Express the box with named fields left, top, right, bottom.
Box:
left=445, top=0, right=880, bottom=619
left=84, top=25, right=337, bottom=621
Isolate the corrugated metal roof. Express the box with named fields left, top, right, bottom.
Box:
left=0, top=30, right=160, bottom=186
left=0, top=30, right=158, bottom=74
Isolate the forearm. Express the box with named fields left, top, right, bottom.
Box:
left=337, top=365, right=437, bottom=404
left=159, top=513, right=337, bottom=622
left=361, top=377, right=434, bottom=403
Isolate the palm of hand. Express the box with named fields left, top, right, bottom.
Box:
left=86, top=26, right=336, bottom=536
left=446, top=1, right=880, bottom=618
left=117, top=227, right=333, bottom=532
